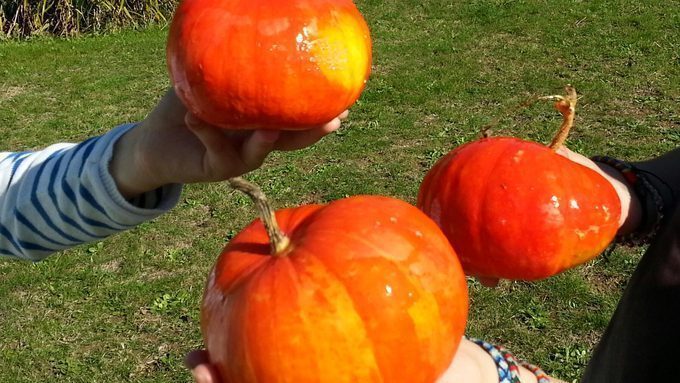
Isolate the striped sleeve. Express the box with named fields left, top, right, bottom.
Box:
left=0, top=123, right=183, bottom=261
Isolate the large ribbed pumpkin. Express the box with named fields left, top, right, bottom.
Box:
left=417, top=87, right=621, bottom=280
left=166, top=0, right=372, bottom=129
left=201, top=181, right=468, bottom=383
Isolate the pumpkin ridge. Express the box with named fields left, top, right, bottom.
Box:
left=241, top=261, right=270, bottom=382
left=474, top=138, right=517, bottom=278
left=246, top=258, right=294, bottom=381
left=289, top=244, right=384, bottom=382
left=206, top=259, right=271, bottom=382
left=306, top=226, right=456, bottom=381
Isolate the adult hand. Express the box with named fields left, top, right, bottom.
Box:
left=110, top=88, right=348, bottom=199
left=473, top=146, right=641, bottom=288
left=555, top=146, right=640, bottom=235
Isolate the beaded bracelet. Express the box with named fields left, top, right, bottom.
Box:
left=517, top=360, right=551, bottom=383
left=467, top=337, right=522, bottom=383
left=467, top=337, right=551, bottom=383
left=590, top=155, right=668, bottom=246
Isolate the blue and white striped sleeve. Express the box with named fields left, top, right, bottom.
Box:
left=0, top=123, right=183, bottom=261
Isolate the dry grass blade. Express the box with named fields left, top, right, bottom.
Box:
left=1, top=0, right=178, bottom=38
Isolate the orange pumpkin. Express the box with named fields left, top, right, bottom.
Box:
left=417, top=87, right=621, bottom=280
left=166, top=0, right=372, bottom=129
left=201, top=180, right=469, bottom=382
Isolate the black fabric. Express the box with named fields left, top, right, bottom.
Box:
left=581, top=204, right=680, bottom=382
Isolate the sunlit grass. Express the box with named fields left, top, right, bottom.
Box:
left=1, top=1, right=678, bottom=381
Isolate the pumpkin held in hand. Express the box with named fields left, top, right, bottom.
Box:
left=418, top=86, right=621, bottom=281
left=201, top=178, right=468, bottom=383
left=166, top=0, right=372, bottom=129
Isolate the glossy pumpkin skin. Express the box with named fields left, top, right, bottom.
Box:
left=167, top=0, right=372, bottom=130
left=201, top=196, right=468, bottom=383
left=418, top=137, right=621, bottom=280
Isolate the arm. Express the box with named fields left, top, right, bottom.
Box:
left=0, top=88, right=345, bottom=261
left=631, top=148, right=680, bottom=221
left=0, top=125, right=182, bottom=260
left=110, top=89, right=345, bottom=199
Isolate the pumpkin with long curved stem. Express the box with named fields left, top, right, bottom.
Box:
left=418, top=86, right=621, bottom=280
left=201, top=178, right=469, bottom=383
left=166, top=0, right=372, bottom=129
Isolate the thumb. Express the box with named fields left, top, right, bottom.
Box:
left=185, top=113, right=233, bottom=154
left=241, top=130, right=281, bottom=171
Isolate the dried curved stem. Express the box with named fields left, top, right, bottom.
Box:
left=544, top=85, right=578, bottom=151
left=477, top=85, right=578, bottom=149
left=228, top=177, right=291, bottom=256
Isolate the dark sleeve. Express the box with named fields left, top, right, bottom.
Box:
left=581, top=204, right=680, bottom=382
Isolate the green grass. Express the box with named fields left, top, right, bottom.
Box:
left=1, top=0, right=679, bottom=382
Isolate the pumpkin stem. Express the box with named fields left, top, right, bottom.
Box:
left=478, top=85, right=578, bottom=148
left=228, top=177, right=291, bottom=256
left=543, top=85, right=578, bottom=151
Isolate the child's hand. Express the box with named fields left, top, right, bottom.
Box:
left=110, top=88, right=347, bottom=199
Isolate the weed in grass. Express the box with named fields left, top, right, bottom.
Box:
left=421, top=148, right=446, bottom=168
left=516, top=304, right=551, bottom=330
left=150, top=292, right=189, bottom=315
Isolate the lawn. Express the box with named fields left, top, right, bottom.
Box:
left=0, top=0, right=678, bottom=382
